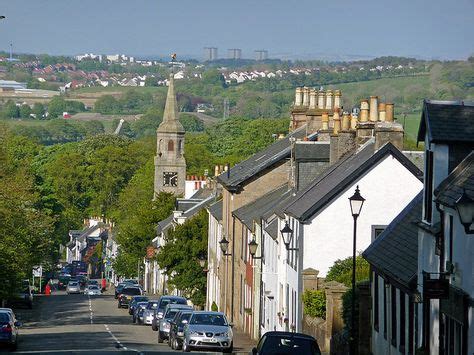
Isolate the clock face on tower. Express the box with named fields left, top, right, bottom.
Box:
left=163, top=171, right=178, bottom=187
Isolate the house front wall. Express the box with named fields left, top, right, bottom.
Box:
left=302, top=154, right=423, bottom=276
left=220, top=160, right=290, bottom=336
left=206, top=213, right=222, bottom=311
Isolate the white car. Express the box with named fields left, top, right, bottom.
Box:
left=66, top=281, right=81, bottom=294
left=85, top=285, right=101, bottom=296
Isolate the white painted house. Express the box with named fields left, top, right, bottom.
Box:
left=206, top=199, right=223, bottom=311
left=415, top=100, right=474, bottom=355
left=281, top=141, right=423, bottom=331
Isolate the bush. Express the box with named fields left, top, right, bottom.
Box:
left=326, top=255, right=370, bottom=287
left=302, top=289, right=326, bottom=319
left=211, top=301, right=218, bottom=312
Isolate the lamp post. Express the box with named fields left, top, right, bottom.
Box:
left=455, top=189, right=474, bottom=234
left=280, top=222, right=298, bottom=251
left=248, top=235, right=262, bottom=259
left=348, top=185, right=365, bottom=355
left=219, top=236, right=232, bottom=317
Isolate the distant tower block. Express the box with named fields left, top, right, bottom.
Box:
left=254, top=50, right=268, bottom=61
left=204, top=47, right=218, bottom=61
left=227, top=48, right=242, bottom=60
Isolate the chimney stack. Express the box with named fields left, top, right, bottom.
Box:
left=342, top=111, right=351, bottom=131
left=318, top=90, right=325, bottom=109
left=309, top=89, right=317, bottom=109
left=378, top=102, right=386, bottom=121
left=334, top=90, right=342, bottom=109
left=369, top=96, right=378, bottom=122
left=295, top=87, right=303, bottom=106
left=385, top=103, right=394, bottom=122
left=303, top=87, right=310, bottom=107
left=214, top=165, right=219, bottom=177
left=360, top=100, right=369, bottom=122
left=325, top=90, right=333, bottom=110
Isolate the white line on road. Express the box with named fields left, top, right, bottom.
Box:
left=88, top=295, right=93, bottom=324
left=103, top=324, right=140, bottom=353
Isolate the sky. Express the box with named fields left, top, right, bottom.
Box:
left=1, top=0, right=473, bottom=61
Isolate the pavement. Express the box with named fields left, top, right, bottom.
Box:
left=4, top=287, right=256, bottom=354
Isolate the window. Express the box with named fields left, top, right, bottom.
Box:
left=399, top=291, right=405, bottom=352
left=374, top=273, right=379, bottom=331
left=371, top=225, right=386, bottom=241
left=241, top=227, right=245, bottom=261
left=168, top=140, right=174, bottom=151
left=391, top=286, right=397, bottom=347
left=423, top=150, right=433, bottom=223
left=442, top=314, right=464, bottom=355
left=240, top=275, right=243, bottom=315
left=449, top=215, right=454, bottom=263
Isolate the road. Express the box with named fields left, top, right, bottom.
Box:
left=9, top=289, right=253, bottom=354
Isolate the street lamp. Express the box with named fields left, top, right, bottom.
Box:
left=280, top=222, right=298, bottom=251
left=348, top=185, right=365, bottom=355
left=455, top=189, right=474, bottom=234
left=248, top=236, right=262, bottom=259
left=219, top=237, right=231, bottom=256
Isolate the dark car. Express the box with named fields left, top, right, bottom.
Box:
left=0, top=311, right=21, bottom=350
left=151, top=295, right=187, bottom=331
left=58, top=274, right=71, bottom=290
left=128, top=296, right=149, bottom=315
left=117, top=287, right=142, bottom=308
left=133, top=302, right=149, bottom=323
left=251, top=331, right=321, bottom=355
left=114, top=283, right=127, bottom=299
left=168, top=310, right=193, bottom=350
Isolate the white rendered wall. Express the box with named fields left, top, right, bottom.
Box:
left=302, top=154, right=423, bottom=276
left=261, top=220, right=279, bottom=335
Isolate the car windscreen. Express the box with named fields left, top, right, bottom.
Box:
left=146, top=302, right=159, bottom=310
left=260, top=336, right=320, bottom=355
left=69, top=282, right=79, bottom=286
left=0, top=313, right=11, bottom=323
left=88, top=286, right=99, bottom=290
left=179, top=312, right=192, bottom=323
left=122, top=288, right=141, bottom=295
left=160, top=298, right=186, bottom=309
left=133, top=297, right=148, bottom=303
left=164, top=308, right=179, bottom=319
left=190, top=313, right=227, bottom=326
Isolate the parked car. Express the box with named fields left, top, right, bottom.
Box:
left=128, top=296, right=149, bottom=315
left=140, top=300, right=160, bottom=325
left=123, top=279, right=139, bottom=286
left=152, top=295, right=187, bottom=331
left=158, top=304, right=193, bottom=343
left=84, top=285, right=101, bottom=296
left=0, top=310, right=21, bottom=350
left=87, top=280, right=99, bottom=287
left=117, top=287, right=142, bottom=308
left=58, top=274, right=71, bottom=290
left=66, top=281, right=81, bottom=295
left=182, top=311, right=233, bottom=353
left=251, top=331, right=321, bottom=355
left=114, top=283, right=127, bottom=299
left=76, top=275, right=88, bottom=288
left=133, top=302, right=149, bottom=324
left=168, top=310, right=193, bottom=350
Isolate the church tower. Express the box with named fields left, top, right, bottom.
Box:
left=154, top=74, right=186, bottom=197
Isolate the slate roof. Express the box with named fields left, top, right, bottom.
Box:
left=417, top=100, right=474, bottom=143
left=295, top=142, right=330, bottom=161
left=435, top=150, right=474, bottom=208
left=208, top=199, right=223, bottom=222
left=233, top=185, right=290, bottom=230
left=176, top=199, right=201, bottom=212
left=190, top=188, right=215, bottom=200
left=264, top=219, right=279, bottom=240
left=157, top=215, right=174, bottom=234
left=284, top=141, right=423, bottom=222
left=217, top=125, right=317, bottom=191
left=362, top=192, right=423, bottom=288
left=182, top=195, right=215, bottom=218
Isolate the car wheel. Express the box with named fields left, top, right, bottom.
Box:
left=132, top=315, right=136, bottom=323
left=223, top=342, right=233, bottom=353
left=157, top=331, right=163, bottom=343
left=152, top=319, right=158, bottom=331
left=169, top=336, right=174, bottom=349
left=183, top=341, right=191, bottom=352
left=117, top=303, right=121, bottom=308
left=174, top=338, right=180, bottom=350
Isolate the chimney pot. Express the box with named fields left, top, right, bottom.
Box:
left=332, top=111, right=341, bottom=135
left=342, top=112, right=351, bottom=130
left=321, top=111, right=329, bottom=130
left=318, top=90, right=326, bottom=109
left=385, top=103, right=394, bottom=122
left=309, top=89, right=317, bottom=109
left=360, top=99, right=369, bottom=122
left=369, top=96, right=379, bottom=122
left=334, top=89, right=342, bottom=109
left=325, top=90, right=333, bottom=110
left=295, top=87, right=303, bottom=106
left=303, top=87, right=310, bottom=107
left=214, top=165, right=219, bottom=177
left=378, top=102, right=386, bottom=121
left=350, top=114, right=358, bottom=130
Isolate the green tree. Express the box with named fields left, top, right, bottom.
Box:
left=325, top=255, right=370, bottom=287
left=94, top=95, right=121, bottom=114
left=32, top=102, right=45, bottom=119
left=302, top=290, right=326, bottom=319
left=156, top=209, right=208, bottom=305
left=3, top=100, right=19, bottom=118
left=19, top=104, right=32, bottom=119
left=47, top=96, right=67, bottom=118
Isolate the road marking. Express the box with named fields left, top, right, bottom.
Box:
left=103, top=324, right=141, bottom=353
left=88, top=295, right=93, bottom=324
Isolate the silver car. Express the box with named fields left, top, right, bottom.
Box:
left=141, top=300, right=159, bottom=325
left=158, top=304, right=192, bottom=343
left=66, top=281, right=81, bottom=294
left=85, top=285, right=101, bottom=296
left=183, top=311, right=233, bottom=353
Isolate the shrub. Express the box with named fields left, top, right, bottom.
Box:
left=211, top=301, right=218, bottom=312
left=302, top=289, right=326, bottom=319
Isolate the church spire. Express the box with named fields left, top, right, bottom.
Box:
left=157, top=74, right=185, bottom=133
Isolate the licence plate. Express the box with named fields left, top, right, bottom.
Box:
left=207, top=338, right=217, bottom=342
